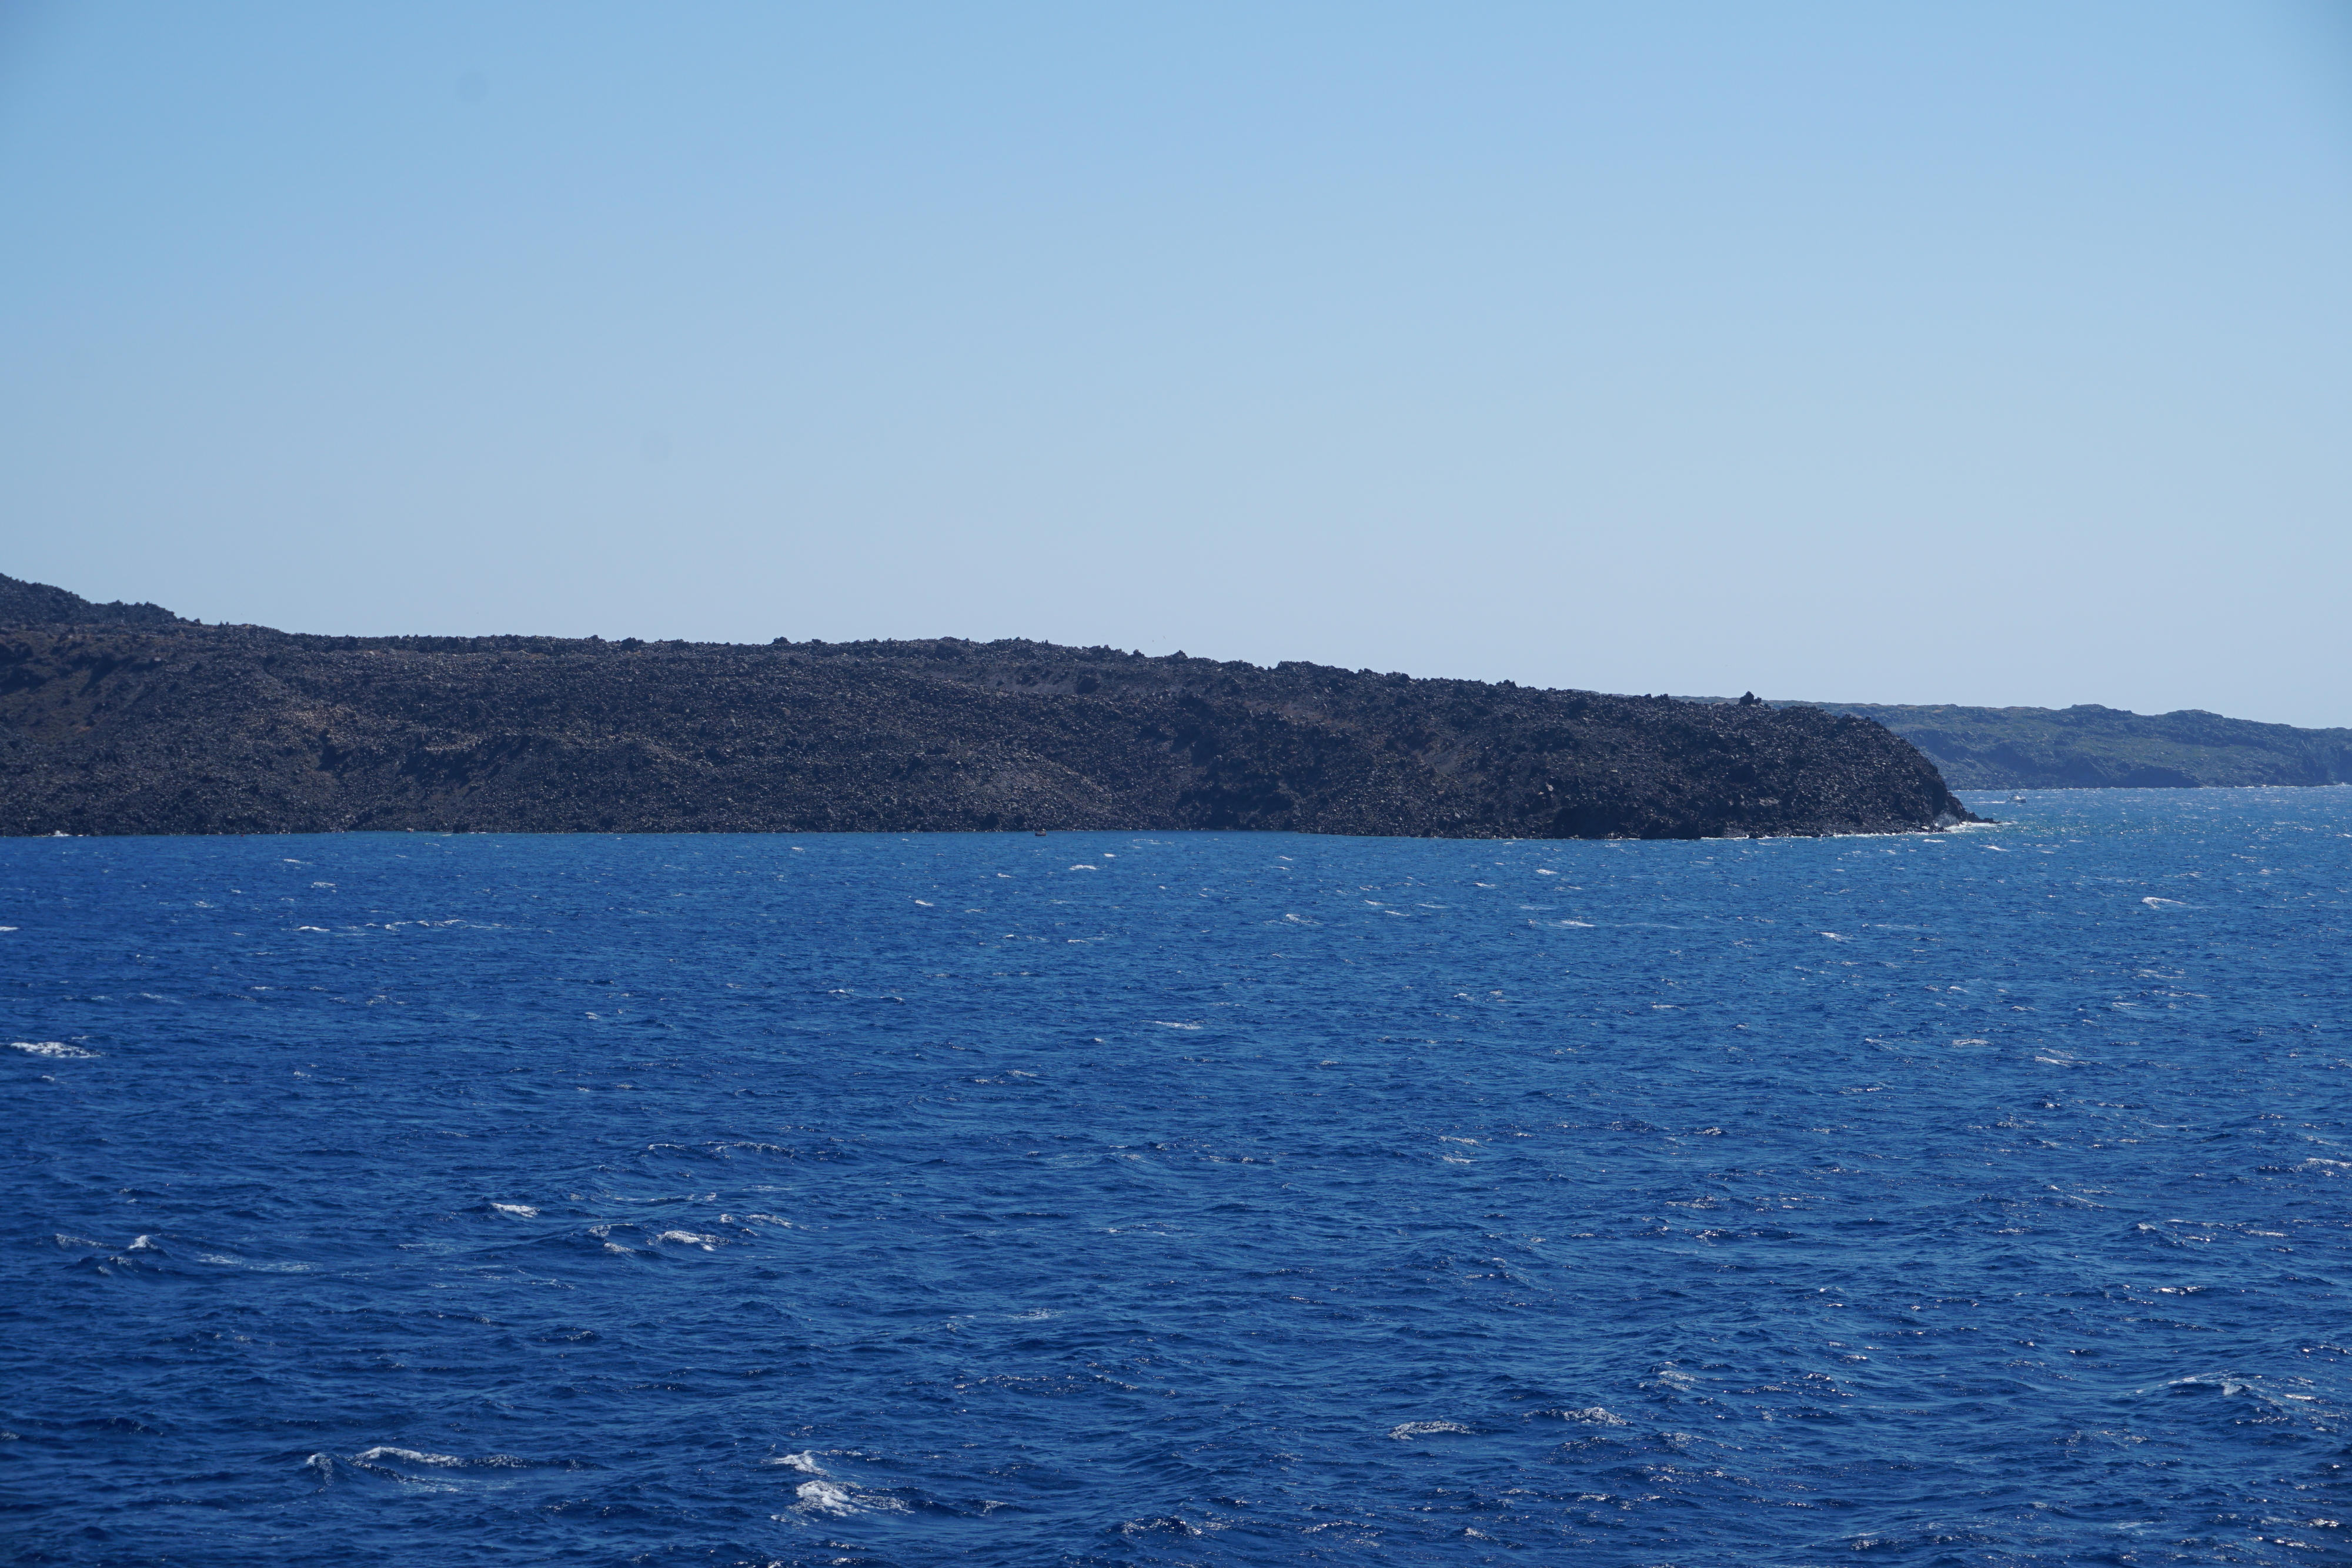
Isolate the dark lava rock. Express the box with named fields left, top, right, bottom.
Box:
left=0, top=596, right=1974, bottom=840
left=0, top=573, right=186, bottom=629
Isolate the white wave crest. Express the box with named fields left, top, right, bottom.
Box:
left=354, top=1446, right=465, bottom=1467
left=764, top=1450, right=827, bottom=1473
left=793, top=1477, right=906, bottom=1516
left=1546, top=1406, right=1630, bottom=1426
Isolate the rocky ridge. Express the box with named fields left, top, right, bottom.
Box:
left=0, top=571, right=186, bottom=630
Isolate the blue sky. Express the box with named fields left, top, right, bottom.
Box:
left=5, top=2, right=2348, bottom=724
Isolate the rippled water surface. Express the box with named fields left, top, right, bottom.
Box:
left=5, top=789, right=2350, bottom=1566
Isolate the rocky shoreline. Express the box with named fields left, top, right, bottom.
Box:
left=0, top=601, right=1973, bottom=840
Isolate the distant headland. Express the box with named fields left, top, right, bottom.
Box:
left=0, top=573, right=1971, bottom=840
left=1789, top=701, right=2352, bottom=791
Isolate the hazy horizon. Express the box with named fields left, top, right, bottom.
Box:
left=5, top=2, right=2348, bottom=726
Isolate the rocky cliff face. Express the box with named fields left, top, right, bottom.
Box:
left=0, top=615, right=1973, bottom=840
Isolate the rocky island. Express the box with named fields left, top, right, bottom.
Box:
left=0, top=573, right=1972, bottom=840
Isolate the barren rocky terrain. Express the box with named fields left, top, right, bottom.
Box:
left=0, top=576, right=1972, bottom=838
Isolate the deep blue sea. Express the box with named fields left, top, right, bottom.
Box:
left=5, top=788, right=2350, bottom=1567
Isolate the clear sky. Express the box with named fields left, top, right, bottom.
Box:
left=4, top=2, right=2348, bottom=724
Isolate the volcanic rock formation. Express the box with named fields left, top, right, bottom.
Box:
left=0, top=580, right=1973, bottom=838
